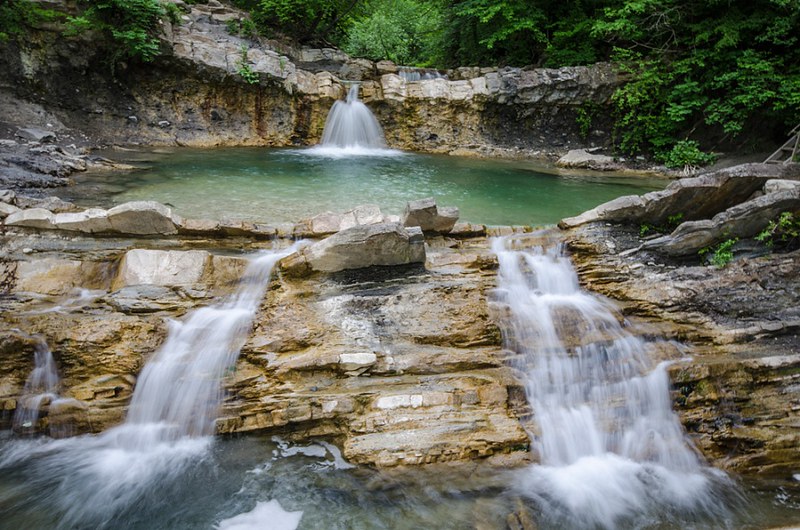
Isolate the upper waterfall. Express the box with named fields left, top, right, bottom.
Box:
left=313, top=84, right=397, bottom=156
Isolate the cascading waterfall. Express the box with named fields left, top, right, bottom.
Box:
left=13, top=337, right=60, bottom=433
left=0, top=245, right=303, bottom=529
left=397, top=68, right=446, bottom=82
left=316, top=84, right=389, bottom=154
left=492, top=237, right=731, bottom=528
left=125, top=249, right=291, bottom=438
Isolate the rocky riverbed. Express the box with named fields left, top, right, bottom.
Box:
left=2, top=160, right=799, bottom=478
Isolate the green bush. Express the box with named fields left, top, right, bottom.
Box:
left=236, top=45, right=260, bottom=84
left=660, top=140, right=716, bottom=170
left=343, top=0, right=443, bottom=66
left=66, top=0, right=173, bottom=65
left=699, top=238, right=738, bottom=268
left=0, top=0, right=60, bottom=41
left=755, top=211, right=800, bottom=250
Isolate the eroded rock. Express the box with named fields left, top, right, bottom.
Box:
left=644, top=188, right=800, bottom=256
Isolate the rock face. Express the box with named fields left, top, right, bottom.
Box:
left=281, top=223, right=425, bottom=276
left=0, top=228, right=529, bottom=468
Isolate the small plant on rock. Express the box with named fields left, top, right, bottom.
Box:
left=755, top=211, right=800, bottom=250
left=699, top=238, right=738, bottom=268
left=639, top=213, right=684, bottom=237
left=236, top=44, right=259, bottom=84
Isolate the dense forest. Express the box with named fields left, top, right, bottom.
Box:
left=2, top=0, right=799, bottom=166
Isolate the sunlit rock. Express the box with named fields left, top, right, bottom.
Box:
left=106, top=201, right=182, bottom=235
left=281, top=223, right=425, bottom=276
left=5, top=208, right=56, bottom=230
left=402, top=197, right=459, bottom=233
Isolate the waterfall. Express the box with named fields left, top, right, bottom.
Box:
left=314, top=84, right=393, bottom=156
left=13, top=338, right=60, bottom=433
left=0, top=245, right=303, bottom=528
left=125, top=248, right=292, bottom=438
left=397, top=68, right=445, bottom=82
left=492, top=237, right=731, bottom=528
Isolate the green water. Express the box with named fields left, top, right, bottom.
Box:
left=60, top=147, right=666, bottom=226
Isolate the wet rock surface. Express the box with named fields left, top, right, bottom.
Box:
left=0, top=225, right=530, bottom=467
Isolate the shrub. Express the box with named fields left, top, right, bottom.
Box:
left=699, top=238, right=738, bottom=268
left=755, top=211, right=800, bottom=250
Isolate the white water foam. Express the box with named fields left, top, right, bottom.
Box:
left=216, top=500, right=302, bottom=530
left=493, top=237, right=731, bottom=528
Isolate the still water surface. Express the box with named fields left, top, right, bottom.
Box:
left=58, top=147, right=666, bottom=226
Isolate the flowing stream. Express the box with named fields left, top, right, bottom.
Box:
left=493, top=236, right=735, bottom=528
left=12, top=337, right=60, bottom=433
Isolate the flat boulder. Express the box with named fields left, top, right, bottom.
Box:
left=281, top=223, right=425, bottom=276
left=560, top=163, right=800, bottom=229
left=4, top=208, right=56, bottom=230
left=644, top=187, right=800, bottom=256
left=112, top=249, right=211, bottom=290
left=402, top=197, right=459, bottom=233
left=53, top=208, right=112, bottom=233
left=556, top=149, right=618, bottom=170
left=106, top=201, right=182, bottom=235
left=296, top=204, right=386, bottom=237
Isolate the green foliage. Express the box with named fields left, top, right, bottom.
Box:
left=575, top=103, right=602, bottom=140
left=343, top=0, right=443, bottom=66
left=699, top=237, right=738, bottom=268
left=440, top=0, right=606, bottom=67
left=236, top=45, right=260, bottom=84
left=639, top=212, right=683, bottom=237
left=66, top=0, right=174, bottom=64
left=660, top=140, right=716, bottom=169
left=0, top=0, right=61, bottom=41
left=755, top=211, right=800, bottom=250
left=595, top=0, right=800, bottom=161
left=226, top=16, right=259, bottom=39
left=242, top=0, right=369, bottom=44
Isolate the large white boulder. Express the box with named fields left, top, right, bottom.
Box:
left=112, top=249, right=211, bottom=290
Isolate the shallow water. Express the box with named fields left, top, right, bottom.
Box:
left=0, top=432, right=798, bottom=529
left=59, top=147, right=666, bottom=226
